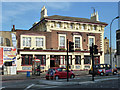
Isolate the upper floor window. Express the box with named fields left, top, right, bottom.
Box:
left=93, top=25, right=97, bottom=30
left=0, top=37, right=3, bottom=45
left=23, top=37, right=31, bottom=47
left=75, top=37, right=80, bottom=48
left=70, top=24, right=73, bottom=29
left=59, top=36, right=65, bottom=48
left=89, top=38, right=94, bottom=47
left=56, top=23, right=61, bottom=28
left=81, top=24, right=85, bottom=30
left=36, top=37, right=44, bottom=47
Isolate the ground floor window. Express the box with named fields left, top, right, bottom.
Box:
left=75, top=55, right=81, bottom=64
left=50, top=55, right=72, bottom=66
left=21, top=55, right=33, bottom=65
left=60, top=56, right=65, bottom=65
left=94, top=56, right=100, bottom=65
left=84, top=56, right=91, bottom=64
left=35, top=55, right=46, bottom=65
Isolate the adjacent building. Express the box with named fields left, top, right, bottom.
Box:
left=104, top=37, right=110, bottom=54
left=0, top=30, right=17, bottom=75
left=15, top=6, right=108, bottom=73
left=116, top=29, right=120, bottom=68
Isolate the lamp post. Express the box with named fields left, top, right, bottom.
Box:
left=110, top=16, right=119, bottom=68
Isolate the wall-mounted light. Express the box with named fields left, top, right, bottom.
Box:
left=82, top=58, right=84, bottom=60
left=47, top=57, right=49, bottom=59
left=72, top=57, right=76, bottom=60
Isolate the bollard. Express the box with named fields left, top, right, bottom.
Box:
left=26, top=71, right=30, bottom=77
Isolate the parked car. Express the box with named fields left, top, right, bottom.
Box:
left=46, top=67, right=75, bottom=80
left=89, top=64, right=117, bottom=76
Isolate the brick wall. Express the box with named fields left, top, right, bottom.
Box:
left=16, top=30, right=101, bottom=51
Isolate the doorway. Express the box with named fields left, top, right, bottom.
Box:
left=50, top=60, right=55, bottom=67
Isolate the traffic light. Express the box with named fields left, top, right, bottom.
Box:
left=69, top=41, right=74, bottom=52
left=90, top=46, right=93, bottom=55
left=94, top=45, right=98, bottom=54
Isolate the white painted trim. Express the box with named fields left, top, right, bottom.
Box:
left=58, top=34, right=66, bottom=49
left=20, top=35, right=46, bottom=49
left=73, top=35, right=83, bottom=50
left=88, top=36, right=95, bottom=50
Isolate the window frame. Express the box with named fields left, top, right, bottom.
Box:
left=36, top=37, right=44, bottom=47
left=56, top=23, right=61, bottom=28
left=81, top=24, right=85, bottom=30
left=21, top=55, right=33, bottom=65
left=75, top=55, right=81, bottom=65
left=88, top=36, right=95, bottom=50
left=22, top=37, right=31, bottom=47
left=84, top=56, right=91, bottom=65
left=58, top=34, right=66, bottom=49
left=73, top=35, right=83, bottom=50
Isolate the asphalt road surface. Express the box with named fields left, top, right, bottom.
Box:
left=1, top=74, right=120, bottom=90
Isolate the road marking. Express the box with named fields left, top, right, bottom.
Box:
left=44, top=86, right=59, bottom=88
left=24, top=84, right=35, bottom=90
left=0, top=87, right=5, bottom=89
left=95, top=77, right=118, bottom=82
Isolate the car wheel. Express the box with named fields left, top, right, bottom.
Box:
left=46, top=78, right=49, bottom=80
left=70, top=74, right=74, bottom=79
left=113, top=71, right=117, bottom=75
left=55, top=76, right=59, bottom=80
left=100, top=72, right=104, bottom=76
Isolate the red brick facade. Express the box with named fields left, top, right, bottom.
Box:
left=16, top=30, right=101, bottom=51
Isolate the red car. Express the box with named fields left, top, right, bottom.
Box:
left=46, top=67, right=75, bottom=80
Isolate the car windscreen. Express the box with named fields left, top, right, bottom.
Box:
left=98, top=64, right=111, bottom=69
left=48, top=69, right=55, bottom=73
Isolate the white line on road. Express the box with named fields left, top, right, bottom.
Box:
left=0, top=87, right=5, bottom=89
left=95, top=77, right=119, bottom=82
left=24, top=84, right=35, bottom=90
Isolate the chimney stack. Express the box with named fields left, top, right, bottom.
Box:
left=11, top=25, right=15, bottom=31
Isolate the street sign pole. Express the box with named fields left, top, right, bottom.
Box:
left=67, top=39, right=69, bottom=82
left=92, top=43, right=94, bottom=81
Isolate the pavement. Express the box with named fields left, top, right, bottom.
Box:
left=1, top=70, right=89, bottom=81
left=2, top=70, right=120, bottom=86
left=39, top=75, right=120, bottom=86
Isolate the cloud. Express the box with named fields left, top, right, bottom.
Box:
left=46, top=2, right=71, bottom=11
left=2, top=2, right=71, bottom=23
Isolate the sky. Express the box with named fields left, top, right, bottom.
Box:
left=1, top=2, right=120, bottom=49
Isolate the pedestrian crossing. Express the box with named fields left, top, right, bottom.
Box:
left=24, top=84, right=59, bottom=89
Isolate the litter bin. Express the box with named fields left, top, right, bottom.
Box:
left=26, top=71, right=30, bottom=77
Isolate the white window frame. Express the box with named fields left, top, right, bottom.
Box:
left=58, top=34, right=66, bottom=49
left=73, top=35, right=83, bottom=50
left=60, top=56, right=65, bottom=65
left=22, top=37, right=31, bottom=47
left=93, top=25, right=97, bottom=31
left=81, top=24, right=85, bottom=30
left=21, top=35, right=46, bottom=49
left=88, top=36, right=95, bottom=50
left=70, top=24, right=73, bottom=29
left=36, top=37, right=44, bottom=47
left=56, top=23, right=60, bottom=28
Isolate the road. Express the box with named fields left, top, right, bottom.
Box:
left=1, top=74, right=120, bottom=90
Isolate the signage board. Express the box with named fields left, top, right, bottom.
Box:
left=3, top=47, right=17, bottom=65
left=0, top=47, right=3, bottom=66
left=11, top=33, right=17, bottom=48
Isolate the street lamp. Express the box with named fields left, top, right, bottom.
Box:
left=110, top=16, right=120, bottom=68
